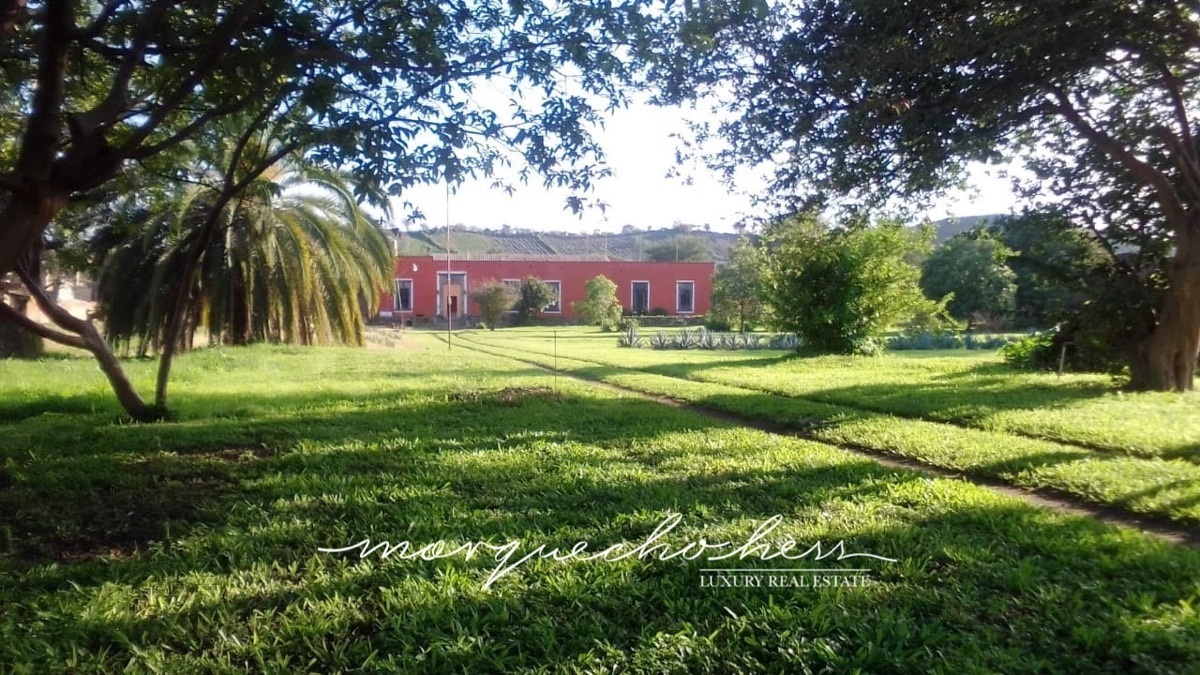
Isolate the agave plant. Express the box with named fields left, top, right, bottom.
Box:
left=617, top=325, right=643, bottom=348
left=650, top=331, right=670, bottom=349
left=769, top=333, right=802, bottom=350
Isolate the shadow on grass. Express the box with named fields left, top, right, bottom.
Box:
left=3, top=373, right=1200, bottom=671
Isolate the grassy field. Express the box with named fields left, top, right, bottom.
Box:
left=454, top=328, right=1200, bottom=527
left=3, top=332, right=1200, bottom=672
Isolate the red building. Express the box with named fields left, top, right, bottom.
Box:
left=379, top=255, right=715, bottom=322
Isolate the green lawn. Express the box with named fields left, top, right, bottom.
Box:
left=455, top=327, right=1200, bottom=527
left=2, top=334, right=1200, bottom=672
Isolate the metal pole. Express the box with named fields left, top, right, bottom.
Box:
left=554, top=330, right=558, bottom=392
left=446, top=181, right=451, bottom=350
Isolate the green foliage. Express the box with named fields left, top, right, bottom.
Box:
left=645, top=235, right=711, bottom=262
left=888, top=331, right=1023, bottom=351
left=662, top=0, right=1200, bottom=388
left=1001, top=332, right=1058, bottom=371
left=709, top=238, right=766, bottom=332
left=616, top=324, right=644, bottom=347
left=616, top=327, right=799, bottom=351
left=571, top=275, right=622, bottom=330
left=470, top=281, right=516, bottom=330
left=902, top=294, right=964, bottom=335
left=762, top=213, right=931, bottom=354
left=920, top=232, right=1016, bottom=328
left=703, top=314, right=732, bottom=332
left=513, top=277, right=558, bottom=325
left=92, top=138, right=391, bottom=352
left=990, top=211, right=1112, bottom=329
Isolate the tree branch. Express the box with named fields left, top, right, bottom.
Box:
left=1049, top=89, right=1189, bottom=228
left=118, top=0, right=265, bottom=155
left=0, top=298, right=88, bottom=349
left=128, top=102, right=245, bottom=159
left=76, top=0, right=176, bottom=133
left=17, top=0, right=74, bottom=181
left=14, top=262, right=92, bottom=335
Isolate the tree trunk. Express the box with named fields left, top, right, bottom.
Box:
left=1128, top=225, right=1200, bottom=391
left=79, top=321, right=160, bottom=421
left=9, top=266, right=159, bottom=420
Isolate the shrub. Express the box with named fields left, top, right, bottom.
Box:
left=704, top=314, right=733, bottom=332
left=470, top=281, right=516, bottom=330
left=762, top=213, right=930, bottom=354
left=1001, top=331, right=1057, bottom=370
left=513, top=277, right=558, bottom=325
left=572, top=275, right=623, bottom=331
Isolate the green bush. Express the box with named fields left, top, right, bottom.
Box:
left=704, top=314, right=733, bottom=332
left=1001, top=331, right=1057, bottom=370
left=762, top=213, right=930, bottom=354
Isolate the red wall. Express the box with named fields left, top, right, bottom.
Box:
left=380, top=257, right=715, bottom=319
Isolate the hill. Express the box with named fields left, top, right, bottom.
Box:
left=930, top=214, right=1007, bottom=242
left=392, top=226, right=743, bottom=262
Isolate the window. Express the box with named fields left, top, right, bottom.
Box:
left=676, top=281, right=695, bottom=314
left=545, top=280, right=562, bottom=313
left=395, top=279, right=413, bottom=312
left=631, top=281, right=650, bottom=314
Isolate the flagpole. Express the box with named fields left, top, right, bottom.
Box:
left=446, top=180, right=452, bottom=350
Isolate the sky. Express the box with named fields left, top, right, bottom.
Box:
left=391, top=100, right=1024, bottom=235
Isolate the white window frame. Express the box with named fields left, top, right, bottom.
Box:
left=544, top=280, right=563, bottom=313
left=395, top=278, right=414, bottom=313
left=676, top=280, right=696, bottom=314
left=630, top=280, right=650, bottom=314
left=436, top=271, right=468, bottom=317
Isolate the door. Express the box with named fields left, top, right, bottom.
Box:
left=631, top=281, right=650, bottom=314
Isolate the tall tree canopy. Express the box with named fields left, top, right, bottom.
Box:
left=667, top=0, right=1200, bottom=390
left=0, top=0, right=671, bottom=418
left=920, top=232, right=1017, bottom=328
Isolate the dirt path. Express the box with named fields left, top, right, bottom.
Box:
left=453, top=337, right=1200, bottom=549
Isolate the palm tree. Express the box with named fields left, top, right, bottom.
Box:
left=94, top=138, right=392, bottom=353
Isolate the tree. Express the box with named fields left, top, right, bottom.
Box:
left=0, top=0, right=670, bottom=418
left=920, top=232, right=1017, bottom=329
left=571, top=275, right=622, bottom=330
left=513, top=277, right=557, bottom=325
left=761, top=213, right=929, bottom=354
left=91, top=139, right=392, bottom=353
left=645, top=235, right=710, bottom=262
left=471, top=281, right=516, bottom=330
left=709, top=238, right=765, bottom=332
left=990, top=210, right=1111, bottom=329
left=666, top=1, right=1200, bottom=390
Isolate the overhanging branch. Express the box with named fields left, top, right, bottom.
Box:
left=0, top=299, right=88, bottom=349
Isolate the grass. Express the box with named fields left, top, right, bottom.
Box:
left=454, top=327, right=1200, bottom=527
left=3, top=332, right=1200, bottom=672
